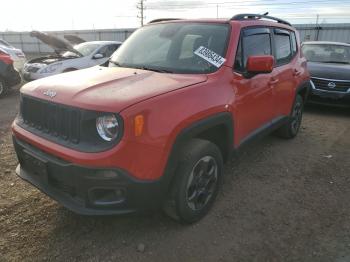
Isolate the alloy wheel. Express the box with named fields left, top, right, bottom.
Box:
left=291, top=101, right=302, bottom=134
left=186, top=156, right=218, bottom=211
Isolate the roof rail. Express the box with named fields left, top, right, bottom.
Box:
left=231, top=13, right=292, bottom=27
left=148, top=18, right=181, bottom=24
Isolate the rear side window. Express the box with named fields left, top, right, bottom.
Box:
left=274, top=29, right=292, bottom=65
left=234, top=28, right=271, bottom=72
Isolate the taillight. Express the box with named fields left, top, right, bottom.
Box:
left=0, top=50, right=13, bottom=64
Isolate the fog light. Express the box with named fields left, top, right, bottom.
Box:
left=89, top=188, right=126, bottom=206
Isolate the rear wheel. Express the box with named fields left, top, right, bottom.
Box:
left=0, top=78, right=7, bottom=98
left=276, top=94, right=304, bottom=139
left=163, top=139, right=223, bottom=224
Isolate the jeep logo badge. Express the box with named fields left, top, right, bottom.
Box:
left=43, top=90, right=57, bottom=98
left=328, top=82, right=336, bottom=89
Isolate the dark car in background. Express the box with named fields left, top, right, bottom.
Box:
left=302, top=41, right=350, bottom=107
left=0, top=49, right=21, bottom=98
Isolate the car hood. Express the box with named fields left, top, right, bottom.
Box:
left=64, top=34, right=86, bottom=45
left=308, top=61, right=350, bottom=80
left=21, top=66, right=208, bottom=112
left=30, top=31, right=82, bottom=57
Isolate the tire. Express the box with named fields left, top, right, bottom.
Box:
left=0, top=78, right=7, bottom=98
left=275, top=94, right=304, bottom=139
left=163, top=139, right=223, bottom=224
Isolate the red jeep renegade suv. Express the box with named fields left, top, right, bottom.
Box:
left=12, top=14, right=310, bottom=223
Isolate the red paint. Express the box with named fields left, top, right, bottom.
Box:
left=12, top=18, right=309, bottom=181
left=0, top=51, right=13, bottom=65
left=246, top=55, right=274, bottom=73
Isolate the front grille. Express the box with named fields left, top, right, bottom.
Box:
left=312, top=77, right=350, bottom=92
left=20, top=95, right=81, bottom=144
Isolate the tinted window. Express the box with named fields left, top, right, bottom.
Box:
left=96, top=44, right=119, bottom=58
left=234, top=29, right=271, bottom=72
left=105, top=44, right=120, bottom=57
left=274, top=33, right=292, bottom=64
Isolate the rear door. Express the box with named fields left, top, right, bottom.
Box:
left=232, top=27, right=275, bottom=144
left=271, top=29, right=298, bottom=117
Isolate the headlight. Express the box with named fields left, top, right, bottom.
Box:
left=40, top=63, right=62, bottom=74
left=96, top=114, right=120, bottom=141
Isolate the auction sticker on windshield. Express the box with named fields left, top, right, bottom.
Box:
left=194, top=46, right=226, bottom=68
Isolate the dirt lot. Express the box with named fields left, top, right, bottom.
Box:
left=0, top=85, right=349, bottom=262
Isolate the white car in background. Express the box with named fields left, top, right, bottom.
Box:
left=0, top=39, right=26, bottom=71
left=23, top=31, right=122, bottom=81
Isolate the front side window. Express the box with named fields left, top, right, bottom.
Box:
left=97, top=44, right=120, bottom=58
left=234, top=28, right=271, bottom=72
left=274, top=31, right=292, bottom=65
left=109, top=23, right=230, bottom=74
left=302, top=44, right=350, bottom=64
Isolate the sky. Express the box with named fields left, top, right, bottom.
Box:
left=1, top=0, right=350, bottom=31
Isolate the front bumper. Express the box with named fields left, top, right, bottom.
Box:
left=22, top=71, right=55, bottom=81
left=13, top=136, right=166, bottom=215
left=307, top=81, right=350, bottom=107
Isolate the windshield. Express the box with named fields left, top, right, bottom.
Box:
left=62, top=42, right=101, bottom=57
left=109, top=22, right=230, bottom=74
left=302, top=44, right=350, bottom=64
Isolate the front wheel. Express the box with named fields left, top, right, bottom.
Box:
left=163, top=139, right=223, bottom=224
left=275, top=94, right=304, bottom=139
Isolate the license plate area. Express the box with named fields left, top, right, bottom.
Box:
left=22, top=149, right=48, bottom=180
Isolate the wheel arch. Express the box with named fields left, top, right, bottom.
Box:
left=296, top=80, right=311, bottom=105
left=160, top=112, right=234, bottom=193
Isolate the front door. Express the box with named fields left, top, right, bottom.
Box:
left=231, top=27, right=276, bottom=145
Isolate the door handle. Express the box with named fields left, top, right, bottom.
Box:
left=293, top=69, right=302, bottom=76
left=269, top=78, right=279, bottom=85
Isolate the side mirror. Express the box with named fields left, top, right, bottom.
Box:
left=93, top=53, right=104, bottom=59
left=246, top=55, right=274, bottom=74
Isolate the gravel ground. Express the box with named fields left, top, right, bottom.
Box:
left=0, top=86, right=349, bottom=262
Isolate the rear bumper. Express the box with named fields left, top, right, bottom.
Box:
left=13, top=136, right=166, bottom=215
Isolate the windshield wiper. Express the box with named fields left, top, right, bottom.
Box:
left=109, top=60, right=122, bottom=67
left=132, top=66, right=174, bottom=73
left=320, top=61, right=350, bottom=64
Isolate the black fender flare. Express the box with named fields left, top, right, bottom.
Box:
left=159, top=112, right=234, bottom=193
left=295, top=79, right=311, bottom=105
